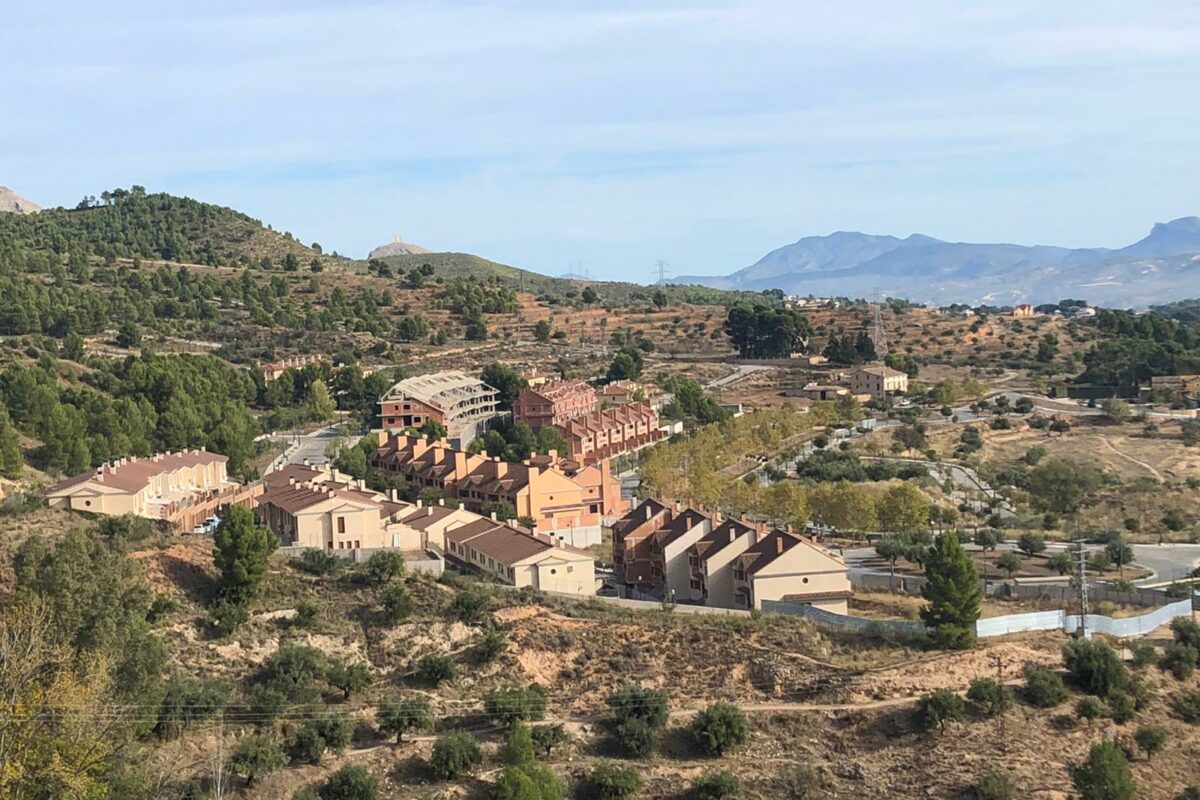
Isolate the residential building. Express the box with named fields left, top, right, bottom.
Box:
left=378, top=370, right=500, bottom=445
left=598, top=380, right=639, bottom=406
left=261, top=354, right=324, bottom=381
left=513, top=379, right=597, bottom=429
left=612, top=500, right=850, bottom=612
left=369, top=433, right=625, bottom=546
left=45, top=449, right=261, bottom=531
left=787, top=382, right=850, bottom=401
left=257, top=463, right=413, bottom=551
left=443, top=517, right=596, bottom=594
left=849, top=364, right=909, bottom=399
left=1143, top=374, right=1200, bottom=402
left=556, top=403, right=664, bottom=466
left=1012, top=304, right=1035, bottom=317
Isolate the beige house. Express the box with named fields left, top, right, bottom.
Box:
left=684, top=518, right=758, bottom=607
left=731, top=529, right=851, bottom=613
left=850, top=364, right=908, bottom=400
left=44, top=450, right=260, bottom=531
left=444, top=517, right=596, bottom=594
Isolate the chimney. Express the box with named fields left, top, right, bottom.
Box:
left=303, top=458, right=310, bottom=467
left=729, top=527, right=736, bottom=544
left=438, top=498, right=445, bottom=506
left=416, top=499, right=423, bottom=509
left=428, top=505, right=435, bottom=516
left=675, top=500, right=682, bottom=513
left=645, top=504, right=652, bottom=521
left=390, top=488, right=399, bottom=502
left=490, top=511, right=498, bottom=521
left=775, top=536, right=784, bottom=555
left=289, top=477, right=296, bottom=486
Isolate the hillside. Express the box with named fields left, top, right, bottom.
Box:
left=0, top=186, right=39, bottom=214
left=677, top=218, right=1200, bottom=307
left=367, top=235, right=431, bottom=258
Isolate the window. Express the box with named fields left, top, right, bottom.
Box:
left=690, top=579, right=702, bottom=590
left=337, top=517, right=345, bottom=534
left=550, top=568, right=557, bottom=575
left=84, top=500, right=92, bottom=507
left=354, top=540, right=360, bottom=549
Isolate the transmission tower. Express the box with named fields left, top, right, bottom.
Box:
left=1075, top=540, right=1090, bottom=639
left=872, top=288, right=888, bottom=356
left=653, top=259, right=670, bottom=286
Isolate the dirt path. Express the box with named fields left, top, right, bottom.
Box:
left=1094, top=434, right=1163, bottom=480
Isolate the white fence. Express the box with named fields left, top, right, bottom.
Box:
left=1065, top=599, right=1193, bottom=638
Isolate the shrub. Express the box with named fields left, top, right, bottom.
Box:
left=155, top=675, right=231, bottom=738
left=478, top=627, right=509, bottom=662
left=1075, top=696, right=1107, bottom=723
left=1175, top=787, right=1200, bottom=800
left=380, top=584, right=413, bottom=623
left=1106, top=690, right=1136, bottom=724
left=377, top=695, right=433, bottom=743
left=319, top=765, right=379, bottom=800
left=430, top=732, right=482, bottom=779
left=1133, top=725, right=1167, bottom=760
left=779, top=764, right=820, bottom=800
left=415, top=653, right=457, bottom=686
left=606, top=683, right=669, bottom=729
left=361, top=551, right=405, bottom=585
left=209, top=598, right=249, bottom=636
left=449, top=589, right=489, bottom=623
left=296, top=548, right=343, bottom=576
left=1160, top=642, right=1199, bottom=681
left=294, top=599, right=321, bottom=629
left=966, top=678, right=1013, bottom=718
left=1129, top=642, right=1157, bottom=669
left=1171, top=616, right=1200, bottom=649
left=263, top=643, right=327, bottom=702
left=1071, top=741, right=1134, bottom=800
left=316, top=715, right=354, bottom=756
left=691, top=770, right=739, bottom=800
left=246, top=684, right=288, bottom=726
left=691, top=702, right=749, bottom=756
left=485, top=684, right=547, bottom=727
left=1175, top=689, right=1200, bottom=723
left=531, top=723, right=570, bottom=757
left=326, top=659, right=373, bottom=700
left=916, top=689, right=965, bottom=732
left=229, top=734, right=286, bottom=786
left=1063, top=639, right=1128, bottom=697
left=974, top=768, right=1015, bottom=800
left=493, top=764, right=565, bottom=800
left=1023, top=665, right=1069, bottom=708
left=578, top=762, right=642, bottom=800
left=613, top=717, right=657, bottom=758
left=500, top=721, right=536, bottom=765
left=290, top=725, right=328, bottom=765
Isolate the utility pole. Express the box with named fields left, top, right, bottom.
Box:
left=990, top=652, right=1007, bottom=750
left=1075, top=539, right=1089, bottom=639
left=653, top=259, right=670, bottom=286
left=212, top=711, right=226, bottom=800
left=872, top=288, right=888, bottom=356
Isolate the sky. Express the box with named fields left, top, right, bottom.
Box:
left=3, top=1, right=1200, bottom=281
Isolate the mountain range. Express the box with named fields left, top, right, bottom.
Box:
left=0, top=187, right=40, bottom=214
left=675, top=217, right=1200, bottom=307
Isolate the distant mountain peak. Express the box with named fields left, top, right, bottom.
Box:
left=0, top=186, right=40, bottom=214
left=368, top=234, right=431, bottom=259
left=1118, top=216, right=1200, bottom=258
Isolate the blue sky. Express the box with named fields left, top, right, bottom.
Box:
left=3, top=1, right=1199, bottom=281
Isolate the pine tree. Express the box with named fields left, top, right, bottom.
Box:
left=920, top=533, right=982, bottom=649
left=0, top=411, right=24, bottom=478
left=213, top=506, right=276, bottom=607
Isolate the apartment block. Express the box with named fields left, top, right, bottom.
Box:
left=849, top=364, right=909, bottom=400
left=369, top=433, right=626, bottom=546
left=45, top=449, right=260, bottom=531
left=556, top=403, right=664, bottom=467
left=512, top=379, right=597, bottom=429
left=379, top=370, right=500, bottom=445
left=612, top=499, right=851, bottom=612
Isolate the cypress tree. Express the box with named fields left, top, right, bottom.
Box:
left=920, top=533, right=982, bottom=649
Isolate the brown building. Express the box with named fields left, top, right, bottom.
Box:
left=513, top=379, right=597, bottom=429
left=598, top=380, right=640, bottom=405
left=556, top=403, right=664, bottom=466
left=369, top=433, right=625, bottom=546
left=849, top=364, right=909, bottom=400
left=444, top=517, right=596, bottom=594
left=612, top=500, right=850, bottom=612
left=260, top=354, right=324, bottom=381
left=378, top=370, right=500, bottom=445
left=45, top=450, right=261, bottom=531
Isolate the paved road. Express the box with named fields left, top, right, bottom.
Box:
left=1130, top=543, right=1200, bottom=585
left=704, top=364, right=774, bottom=390
left=266, top=424, right=345, bottom=471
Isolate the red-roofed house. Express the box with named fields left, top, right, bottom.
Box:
left=513, top=379, right=597, bottom=429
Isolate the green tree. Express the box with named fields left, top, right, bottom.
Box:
left=213, top=506, right=276, bottom=607
left=306, top=380, right=336, bottom=422
left=229, top=734, right=286, bottom=786
left=578, top=762, right=642, bottom=800
left=319, top=765, right=379, bottom=800
left=532, top=320, right=552, bottom=343
left=380, top=584, right=413, bottom=623
left=361, top=550, right=405, bottom=585
left=415, top=652, right=457, bottom=686
left=1133, top=725, right=1167, bottom=760
left=1022, top=665, right=1068, bottom=707
left=691, top=702, right=748, bottom=756
left=377, top=695, right=433, bottom=743
left=493, top=764, right=566, bottom=800
left=326, top=659, right=373, bottom=700
left=1100, top=398, right=1131, bottom=424
left=500, top=721, right=536, bottom=765
left=0, top=411, right=24, bottom=478
left=920, top=534, right=982, bottom=649
left=1016, top=533, right=1046, bottom=556
left=877, top=483, right=929, bottom=533
left=531, top=723, right=570, bottom=758
left=691, top=771, right=739, bottom=800
left=995, top=552, right=1022, bottom=578
left=115, top=321, right=141, bottom=348
left=1071, top=741, right=1134, bottom=800
left=915, top=689, right=965, bottom=732
left=480, top=363, right=528, bottom=410
left=1063, top=639, right=1129, bottom=697
left=430, top=732, right=482, bottom=779
left=966, top=678, right=1013, bottom=718
left=485, top=684, right=547, bottom=727
left=1028, top=458, right=1102, bottom=513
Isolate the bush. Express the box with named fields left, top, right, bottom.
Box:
left=531, top=723, right=570, bottom=757
left=478, top=627, right=509, bottom=662
left=449, top=589, right=489, bottom=623
left=779, top=765, right=820, bottom=800
left=691, top=702, right=749, bottom=756
left=1071, top=741, right=1134, bottom=800
left=246, top=684, right=288, bottom=726
left=966, top=678, right=1013, bottom=718
left=430, top=732, right=482, bottom=779
left=974, top=768, right=1015, bottom=800
left=1075, top=696, right=1107, bottom=723
left=691, top=770, right=739, bottom=800
left=209, top=598, right=250, bottom=636
left=1129, top=642, right=1157, bottom=669
left=1063, top=639, right=1128, bottom=698
left=1106, top=690, right=1136, bottom=724
left=1174, top=617, right=1200, bottom=649
left=380, top=584, right=413, bottom=623
left=376, top=695, right=433, bottom=743
left=155, top=674, right=230, bottom=738
left=229, top=734, right=286, bottom=785
left=1160, top=642, right=1199, bottom=680
left=1133, top=725, right=1167, bottom=760
left=415, top=653, right=457, bottom=686
left=290, top=725, right=328, bottom=765
left=613, top=717, right=657, bottom=758
left=326, top=659, right=373, bottom=700
left=492, top=764, right=565, bottom=800
left=294, top=599, right=321, bottom=629
left=500, top=721, right=536, bottom=765
left=578, top=762, right=642, bottom=800
left=296, top=548, right=343, bottom=576
left=361, top=551, right=405, bottom=585
left=1175, top=787, right=1200, bottom=800
left=319, top=765, right=379, bottom=800
left=1023, top=665, right=1069, bottom=708
left=606, top=683, right=669, bottom=729
left=485, top=684, right=547, bottom=727
left=915, top=689, right=965, bottom=732
left=263, top=643, right=327, bottom=702
left=1175, top=689, right=1200, bottom=723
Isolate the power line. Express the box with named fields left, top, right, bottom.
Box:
left=653, top=259, right=670, bottom=286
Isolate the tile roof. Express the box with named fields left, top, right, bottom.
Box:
left=694, top=518, right=755, bottom=560
left=46, top=450, right=227, bottom=495
left=736, top=530, right=803, bottom=575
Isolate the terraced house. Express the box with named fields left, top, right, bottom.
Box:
left=369, top=432, right=625, bottom=546
left=378, top=370, right=500, bottom=445
left=555, top=402, right=664, bottom=466
left=512, top=379, right=597, bottom=429
left=612, top=500, right=851, bottom=612
left=443, top=516, right=596, bottom=595
left=44, top=449, right=260, bottom=531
